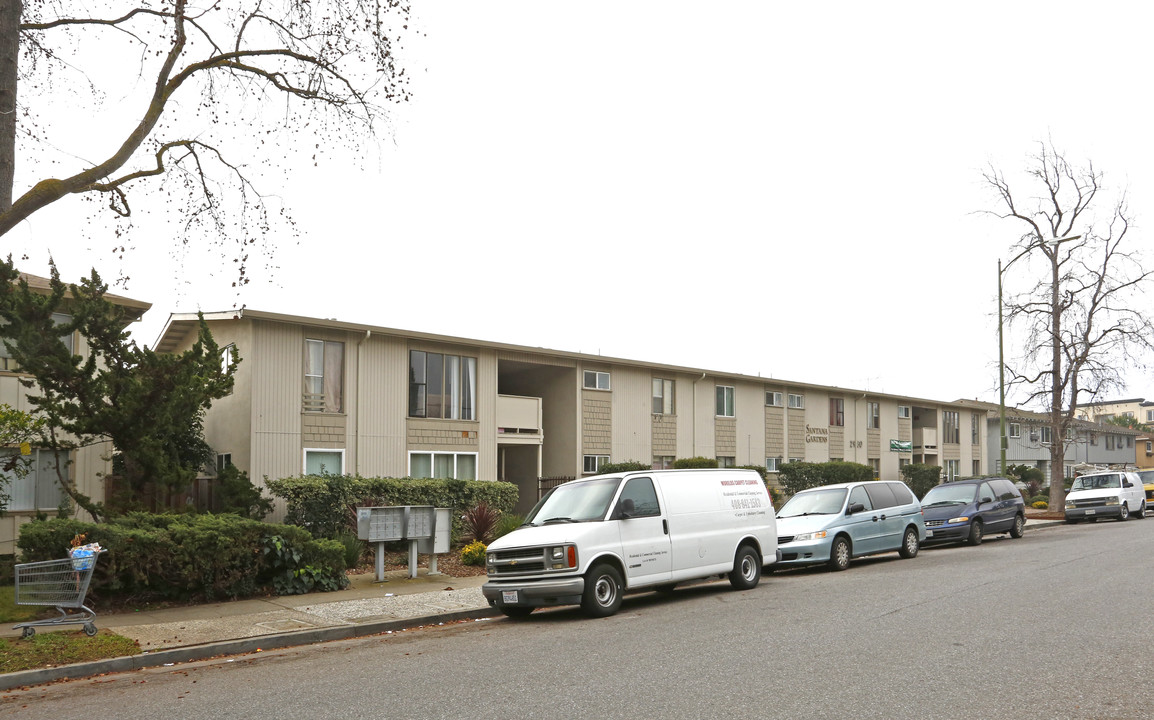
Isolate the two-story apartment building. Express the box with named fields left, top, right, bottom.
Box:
left=959, top=400, right=1142, bottom=481
left=1075, top=397, right=1154, bottom=425
left=155, top=309, right=988, bottom=516
left=0, top=273, right=151, bottom=553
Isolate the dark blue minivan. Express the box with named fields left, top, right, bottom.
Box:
left=921, top=477, right=1025, bottom=546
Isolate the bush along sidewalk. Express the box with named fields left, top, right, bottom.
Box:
left=16, top=514, right=348, bottom=605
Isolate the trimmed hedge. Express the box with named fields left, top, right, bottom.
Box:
left=265, top=475, right=518, bottom=540
left=899, top=463, right=943, bottom=500
left=16, top=514, right=347, bottom=603
left=778, top=461, right=874, bottom=496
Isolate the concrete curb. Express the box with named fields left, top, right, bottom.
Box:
left=0, top=606, right=497, bottom=691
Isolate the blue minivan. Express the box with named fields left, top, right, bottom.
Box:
left=920, top=477, right=1025, bottom=545
left=774, top=481, right=926, bottom=571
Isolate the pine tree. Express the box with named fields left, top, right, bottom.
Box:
left=0, top=257, right=237, bottom=518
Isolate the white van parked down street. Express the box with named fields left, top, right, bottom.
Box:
left=481, top=468, right=778, bottom=618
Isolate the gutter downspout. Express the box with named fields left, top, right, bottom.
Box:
left=692, top=372, right=706, bottom=457
left=356, top=330, right=372, bottom=474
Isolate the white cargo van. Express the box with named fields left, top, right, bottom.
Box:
left=481, top=468, right=778, bottom=618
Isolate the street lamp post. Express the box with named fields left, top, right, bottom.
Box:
left=996, top=234, right=1081, bottom=475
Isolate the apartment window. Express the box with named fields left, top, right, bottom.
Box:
left=716, top=386, right=735, bottom=417
left=971, top=414, right=979, bottom=443
left=788, top=457, right=803, bottom=464
left=1106, top=435, right=1115, bottom=450
left=1146, top=410, right=1154, bottom=423
left=304, top=449, right=344, bottom=476
left=897, top=405, right=911, bottom=419
left=1, top=312, right=73, bottom=373
left=1090, top=433, right=1098, bottom=446
left=409, top=451, right=477, bottom=480
left=943, top=411, right=960, bottom=444
left=973, top=460, right=981, bottom=476
left=788, top=393, right=804, bottom=409
left=766, top=391, right=783, bottom=407
left=945, top=459, right=959, bottom=481
left=899, top=457, right=911, bottom=471
left=216, top=453, right=232, bottom=472
left=583, top=371, right=611, bottom=391
left=717, top=456, right=736, bottom=468
left=830, top=398, right=844, bottom=427
left=868, top=458, right=880, bottom=478
left=1146, top=441, right=1152, bottom=454
left=303, top=339, right=344, bottom=413
left=583, top=455, right=610, bottom=474
left=867, top=402, right=880, bottom=430
left=765, top=457, right=781, bottom=472
left=652, top=456, right=675, bottom=470
left=1127, top=436, right=1134, bottom=448
left=1, top=448, right=64, bottom=511
left=1009, top=423, right=1020, bottom=439
left=652, top=378, right=675, bottom=415
left=1040, top=426, right=1052, bottom=444
left=409, top=350, right=476, bottom=420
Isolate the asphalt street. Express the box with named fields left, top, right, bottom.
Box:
left=4, top=518, right=1151, bottom=719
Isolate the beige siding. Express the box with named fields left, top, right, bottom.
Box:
left=765, top=402, right=785, bottom=459
left=353, top=334, right=408, bottom=477
left=582, top=390, right=611, bottom=455
left=715, top=417, right=736, bottom=456
left=610, top=365, right=652, bottom=464
left=735, top=383, right=765, bottom=466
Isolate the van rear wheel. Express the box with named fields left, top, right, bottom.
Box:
left=728, top=545, right=761, bottom=590
left=581, top=563, right=623, bottom=618
left=1010, top=514, right=1025, bottom=538
left=1136, top=502, right=1147, bottom=519
left=899, top=527, right=920, bottom=558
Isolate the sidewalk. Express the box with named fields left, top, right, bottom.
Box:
left=1, top=568, right=495, bottom=690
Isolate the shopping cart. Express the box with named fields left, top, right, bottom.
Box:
left=12, top=551, right=104, bottom=639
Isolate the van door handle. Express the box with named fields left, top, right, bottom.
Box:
left=879, top=514, right=887, bottom=520
left=871, top=515, right=880, bottom=522
left=663, top=519, right=668, bottom=535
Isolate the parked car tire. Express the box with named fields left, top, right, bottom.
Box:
left=828, top=536, right=851, bottom=572
left=728, top=545, right=761, bottom=590
left=899, top=527, right=920, bottom=559
left=1135, top=502, right=1147, bottom=519
left=966, top=519, right=984, bottom=546
left=1118, top=503, right=1130, bottom=521
left=581, top=563, right=624, bottom=617
left=1010, top=514, right=1025, bottom=538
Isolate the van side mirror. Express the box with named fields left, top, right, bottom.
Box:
left=1124, top=481, right=1133, bottom=488
left=618, top=498, right=636, bottom=519
left=847, top=502, right=865, bottom=515
left=979, top=496, right=993, bottom=505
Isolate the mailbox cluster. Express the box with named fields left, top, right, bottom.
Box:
left=356, top=506, right=452, bottom=580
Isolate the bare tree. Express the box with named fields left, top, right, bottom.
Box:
left=0, top=0, right=411, bottom=263
left=984, top=141, right=1154, bottom=512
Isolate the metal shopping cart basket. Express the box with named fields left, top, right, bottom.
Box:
left=12, top=551, right=104, bottom=639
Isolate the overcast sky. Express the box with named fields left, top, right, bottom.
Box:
left=6, top=1, right=1154, bottom=406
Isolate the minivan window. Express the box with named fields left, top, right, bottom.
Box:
left=864, top=483, right=897, bottom=509
left=619, top=477, right=660, bottom=517
left=778, top=488, right=847, bottom=518
left=848, top=485, right=873, bottom=511
left=922, top=483, right=977, bottom=507
left=994, top=479, right=1017, bottom=501
left=526, top=476, right=622, bottom=524
left=888, top=482, right=915, bottom=505
left=979, top=482, right=996, bottom=502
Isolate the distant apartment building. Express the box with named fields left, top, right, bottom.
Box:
left=0, top=274, right=151, bottom=553
left=154, top=309, right=989, bottom=517
left=958, top=400, right=1142, bottom=482
left=1075, top=397, right=1154, bottom=425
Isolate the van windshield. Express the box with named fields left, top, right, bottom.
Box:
left=922, top=483, right=977, bottom=507
left=1071, top=474, right=1121, bottom=491
left=525, top=477, right=623, bottom=525
left=777, top=488, right=847, bottom=518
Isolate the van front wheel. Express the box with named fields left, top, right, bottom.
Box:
left=582, top=563, right=624, bottom=618
left=828, top=536, right=851, bottom=571
left=728, top=545, right=761, bottom=590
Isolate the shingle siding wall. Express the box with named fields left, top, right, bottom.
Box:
left=583, top=392, right=611, bottom=454
left=715, top=417, right=736, bottom=455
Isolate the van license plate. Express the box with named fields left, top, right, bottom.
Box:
left=502, top=590, right=519, bottom=603
left=1085, top=509, right=1096, bottom=515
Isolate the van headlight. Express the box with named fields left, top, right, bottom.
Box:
left=549, top=545, right=577, bottom=570
left=948, top=516, right=970, bottom=524
left=1065, top=501, right=1076, bottom=510
left=794, top=531, right=827, bottom=542
left=1104, top=497, right=1120, bottom=506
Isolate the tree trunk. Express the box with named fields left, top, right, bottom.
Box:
left=0, top=0, right=18, bottom=213
left=1049, top=250, right=1066, bottom=512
